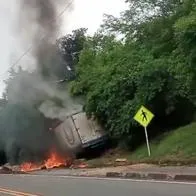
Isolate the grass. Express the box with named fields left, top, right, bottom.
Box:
left=86, top=122, right=196, bottom=167
left=130, top=122, right=196, bottom=161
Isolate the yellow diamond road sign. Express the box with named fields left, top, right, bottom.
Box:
left=134, top=106, right=154, bottom=127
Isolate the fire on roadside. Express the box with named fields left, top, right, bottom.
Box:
left=20, top=150, right=72, bottom=172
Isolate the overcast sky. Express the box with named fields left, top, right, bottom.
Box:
left=0, top=0, right=127, bottom=95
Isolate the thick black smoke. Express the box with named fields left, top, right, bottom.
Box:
left=0, top=0, right=75, bottom=165
left=0, top=103, right=53, bottom=165
left=18, top=0, right=72, bottom=79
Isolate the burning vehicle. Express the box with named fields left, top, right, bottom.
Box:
left=51, top=111, right=107, bottom=155
left=0, top=0, right=108, bottom=172
left=19, top=111, right=107, bottom=172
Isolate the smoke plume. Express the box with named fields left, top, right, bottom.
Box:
left=0, top=0, right=81, bottom=165
left=18, top=0, right=72, bottom=79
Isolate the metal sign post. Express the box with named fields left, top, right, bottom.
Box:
left=144, top=126, right=151, bottom=156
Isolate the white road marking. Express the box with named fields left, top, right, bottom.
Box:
left=1, top=174, right=196, bottom=186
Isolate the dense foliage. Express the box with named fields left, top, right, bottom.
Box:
left=71, top=0, right=196, bottom=148
left=57, top=28, right=87, bottom=80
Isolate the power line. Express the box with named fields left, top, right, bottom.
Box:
left=0, top=0, right=74, bottom=78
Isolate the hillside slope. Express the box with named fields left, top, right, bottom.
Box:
left=131, top=123, right=196, bottom=162
left=86, top=123, right=196, bottom=167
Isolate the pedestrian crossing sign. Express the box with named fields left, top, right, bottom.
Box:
left=134, top=106, right=154, bottom=127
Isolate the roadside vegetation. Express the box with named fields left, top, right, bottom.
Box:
left=130, top=122, right=196, bottom=162
left=71, top=0, right=196, bottom=150
left=86, top=123, right=196, bottom=167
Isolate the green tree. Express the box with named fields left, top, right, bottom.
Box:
left=71, top=0, right=196, bottom=148
left=57, top=28, right=87, bottom=80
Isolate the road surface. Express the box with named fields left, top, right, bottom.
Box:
left=0, top=174, right=196, bottom=196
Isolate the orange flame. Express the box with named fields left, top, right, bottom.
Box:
left=20, top=162, right=42, bottom=172
left=44, top=151, right=67, bottom=169
left=20, top=150, right=71, bottom=172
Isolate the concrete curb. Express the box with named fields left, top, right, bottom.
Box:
left=174, top=174, right=196, bottom=182
left=106, top=172, right=196, bottom=182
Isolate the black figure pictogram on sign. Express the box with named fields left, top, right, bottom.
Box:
left=141, top=110, right=147, bottom=121
left=134, top=105, right=154, bottom=127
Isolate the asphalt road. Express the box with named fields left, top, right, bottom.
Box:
left=0, top=174, right=196, bottom=196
